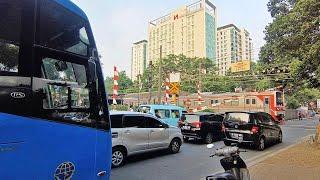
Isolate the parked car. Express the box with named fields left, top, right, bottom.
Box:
left=138, top=104, right=185, bottom=127
left=110, top=111, right=183, bottom=167
left=180, top=113, right=224, bottom=144
left=223, top=111, right=282, bottom=151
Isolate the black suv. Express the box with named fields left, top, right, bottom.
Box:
left=223, top=111, right=282, bottom=151
left=180, top=113, right=224, bottom=144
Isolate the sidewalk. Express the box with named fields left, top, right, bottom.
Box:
left=249, top=140, right=320, bottom=180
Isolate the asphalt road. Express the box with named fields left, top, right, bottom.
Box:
left=111, top=118, right=318, bottom=180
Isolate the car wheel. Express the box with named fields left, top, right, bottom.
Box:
left=169, top=138, right=181, bottom=153
left=204, top=133, right=214, bottom=144
left=112, top=147, right=126, bottom=168
left=257, top=137, right=265, bottom=151
left=278, top=131, right=283, bottom=143
left=224, top=140, right=231, bottom=146
left=183, top=136, right=189, bottom=142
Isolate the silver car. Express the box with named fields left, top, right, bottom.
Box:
left=111, top=111, right=183, bottom=167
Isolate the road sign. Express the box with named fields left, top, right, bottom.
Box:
left=169, top=73, right=180, bottom=83
left=169, top=82, right=180, bottom=95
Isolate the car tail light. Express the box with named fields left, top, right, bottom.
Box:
left=251, top=126, right=259, bottom=134
left=192, top=121, right=202, bottom=128
left=221, top=124, right=226, bottom=132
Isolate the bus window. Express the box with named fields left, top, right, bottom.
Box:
left=35, top=57, right=94, bottom=127
left=0, top=0, right=21, bottom=73
left=155, top=109, right=170, bottom=119
left=38, top=0, right=91, bottom=56
left=276, top=92, right=283, bottom=106
left=171, top=110, right=180, bottom=118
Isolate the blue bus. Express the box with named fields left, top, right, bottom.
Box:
left=0, top=0, right=111, bottom=179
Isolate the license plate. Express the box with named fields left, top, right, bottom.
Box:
left=230, top=133, right=243, bottom=141
left=182, top=126, right=191, bottom=130
left=230, top=133, right=239, bottom=139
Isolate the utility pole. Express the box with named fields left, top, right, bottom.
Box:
left=148, top=61, right=152, bottom=104
left=157, top=45, right=162, bottom=104
left=137, top=74, right=141, bottom=105
left=198, top=58, right=202, bottom=92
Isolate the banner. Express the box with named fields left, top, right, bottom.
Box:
left=231, top=60, right=251, bottom=72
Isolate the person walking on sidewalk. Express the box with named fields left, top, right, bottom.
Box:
left=298, top=111, right=302, bottom=120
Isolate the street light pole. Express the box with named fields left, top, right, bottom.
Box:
left=157, top=45, right=163, bottom=104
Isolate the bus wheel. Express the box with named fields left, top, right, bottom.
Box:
left=112, top=147, right=126, bottom=168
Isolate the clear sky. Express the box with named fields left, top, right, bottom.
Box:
left=71, top=0, right=272, bottom=77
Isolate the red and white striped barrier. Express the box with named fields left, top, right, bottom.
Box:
left=164, top=78, right=170, bottom=104
left=113, top=66, right=118, bottom=105
left=193, top=83, right=205, bottom=112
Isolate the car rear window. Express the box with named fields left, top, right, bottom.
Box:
left=110, top=115, right=123, bottom=128
left=184, top=115, right=200, bottom=123
left=224, top=113, right=250, bottom=123
left=184, top=114, right=208, bottom=122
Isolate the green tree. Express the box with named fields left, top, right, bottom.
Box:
left=0, top=43, right=19, bottom=71
left=146, top=54, right=217, bottom=93
left=255, top=79, right=274, bottom=91
left=104, top=71, right=133, bottom=94
left=104, top=76, right=113, bottom=94
left=260, top=0, right=320, bottom=87
left=117, top=71, right=133, bottom=93
left=267, top=0, right=297, bottom=18
left=286, top=96, right=300, bottom=109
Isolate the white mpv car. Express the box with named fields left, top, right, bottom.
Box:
left=110, top=111, right=183, bottom=167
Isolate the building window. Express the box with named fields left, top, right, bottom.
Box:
left=252, top=99, right=256, bottom=104
left=246, top=99, right=250, bottom=105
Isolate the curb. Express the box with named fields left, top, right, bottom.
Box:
left=200, top=135, right=312, bottom=180
left=246, top=135, right=310, bottom=167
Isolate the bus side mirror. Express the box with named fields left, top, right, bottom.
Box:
left=88, top=59, right=97, bottom=83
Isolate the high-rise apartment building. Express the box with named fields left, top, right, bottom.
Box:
left=131, top=40, right=147, bottom=81
left=147, top=0, right=217, bottom=65
left=216, top=24, right=253, bottom=75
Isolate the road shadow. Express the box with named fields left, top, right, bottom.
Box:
left=124, top=149, right=172, bottom=165
left=183, top=138, right=223, bottom=145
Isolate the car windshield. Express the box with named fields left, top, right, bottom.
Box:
left=224, top=113, right=250, bottom=123
left=138, top=106, right=151, bottom=113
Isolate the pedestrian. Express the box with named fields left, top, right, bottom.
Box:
left=128, top=105, right=134, bottom=112
left=298, top=111, right=302, bottom=120
left=155, top=110, right=161, bottom=118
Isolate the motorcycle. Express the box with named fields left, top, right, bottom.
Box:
left=206, top=143, right=250, bottom=180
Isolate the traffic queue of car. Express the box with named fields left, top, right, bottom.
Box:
left=110, top=105, right=283, bottom=168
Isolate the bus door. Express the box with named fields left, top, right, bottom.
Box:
left=264, top=96, right=270, bottom=114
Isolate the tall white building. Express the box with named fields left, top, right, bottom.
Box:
left=147, top=0, right=217, bottom=65
left=131, top=40, right=148, bottom=81
left=216, top=24, right=253, bottom=75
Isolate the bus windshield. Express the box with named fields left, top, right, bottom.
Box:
left=0, top=1, right=21, bottom=73
left=38, top=0, right=92, bottom=56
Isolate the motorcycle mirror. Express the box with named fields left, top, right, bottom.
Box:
left=207, top=144, right=214, bottom=149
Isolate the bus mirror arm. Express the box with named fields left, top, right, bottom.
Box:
left=88, top=58, right=97, bottom=83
